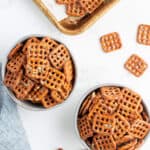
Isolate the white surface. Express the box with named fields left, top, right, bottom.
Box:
left=0, top=0, right=150, bottom=150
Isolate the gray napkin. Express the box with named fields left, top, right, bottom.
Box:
left=0, top=63, right=31, bottom=150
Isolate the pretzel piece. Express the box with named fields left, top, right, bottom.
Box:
left=41, top=37, right=58, bottom=52
left=124, top=54, right=148, bottom=77
left=116, top=135, right=134, bottom=146
left=27, top=42, right=49, bottom=59
left=41, top=94, right=58, bottom=108
left=26, top=58, right=49, bottom=79
left=129, top=119, right=150, bottom=139
left=100, top=86, right=122, bottom=100
left=137, top=24, right=150, bottom=45
left=66, top=1, right=86, bottom=17
left=100, top=32, right=122, bottom=53
left=92, top=134, right=116, bottom=150
left=113, top=113, right=130, bottom=140
left=78, top=115, right=93, bottom=140
left=4, top=70, right=23, bottom=89
left=22, top=37, right=40, bottom=54
left=8, top=43, right=23, bottom=60
left=51, top=90, right=64, bottom=103
left=7, top=53, right=25, bottom=73
left=56, top=0, right=70, bottom=4
left=26, top=85, right=48, bottom=103
left=13, top=76, right=34, bottom=99
left=64, top=60, right=74, bottom=83
left=40, top=67, right=65, bottom=91
left=49, top=44, right=70, bottom=70
left=79, top=0, right=104, bottom=14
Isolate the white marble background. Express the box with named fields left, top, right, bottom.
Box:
left=0, top=0, right=150, bottom=149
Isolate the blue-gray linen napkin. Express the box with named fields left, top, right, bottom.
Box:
left=0, top=63, right=31, bottom=150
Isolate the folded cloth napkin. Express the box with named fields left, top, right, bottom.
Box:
left=0, top=63, right=31, bottom=150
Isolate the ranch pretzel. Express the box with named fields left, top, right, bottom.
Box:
left=100, top=32, right=122, bottom=53
left=26, top=58, right=49, bottom=79
left=49, top=44, right=70, bottom=70
left=7, top=53, right=25, bottom=73
left=137, top=24, right=150, bottom=45
left=4, top=70, right=23, bottom=89
left=8, top=43, right=23, bottom=60
left=22, top=37, right=40, bottom=54
left=92, top=114, right=115, bottom=135
left=78, top=115, right=93, bottom=140
left=64, top=59, right=74, bottom=83
left=92, top=134, right=116, bottom=150
left=113, top=113, right=130, bottom=140
left=79, top=0, right=104, bottom=14
left=13, top=76, right=34, bottom=99
left=66, top=1, right=86, bottom=17
left=124, top=54, right=148, bottom=77
left=40, top=66, right=65, bottom=91
left=129, top=119, right=150, bottom=139
left=41, top=37, right=58, bottom=52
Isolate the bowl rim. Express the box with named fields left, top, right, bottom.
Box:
left=1, top=34, right=78, bottom=111
left=74, top=83, right=150, bottom=150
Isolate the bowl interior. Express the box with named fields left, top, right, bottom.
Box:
left=75, top=84, right=150, bottom=149
left=2, top=35, right=77, bottom=111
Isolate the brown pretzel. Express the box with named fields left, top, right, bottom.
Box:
left=49, top=44, right=70, bottom=70
left=13, top=76, right=34, bottom=99
left=92, top=134, right=116, bottom=150
left=100, top=32, right=122, bottom=53
left=124, top=54, right=148, bottom=77
left=4, top=70, right=23, bottom=89
left=8, top=43, right=23, bottom=60
left=78, top=115, right=93, bottom=140
left=137, top=24, right=150, bottom=45
left=51, top=90, right=64, bottom=103
left=41, top=37, right=58, bottom=52
left=129, top=119, right=150, bottom=139
left=79, top=0, right=104, bottom=14
left=7, top=53, right=25, bottom=73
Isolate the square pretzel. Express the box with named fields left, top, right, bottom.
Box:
left=51, top=90, right=64, bottom=103
left=137, top=24, right=150, bottom=45
left=66, top=1, right=86, bottom=17
left=13, top=76, right=34, bottom=99
left=100, top=32, right=122, bottom=53
left=26, top=58, right=49, bottom=79
left=41, top=94, right=58, bottom=108
left=6, top=53, right=25, bottom=73
left=78, top=115, right=93, bottom=140
left=40, top=67, right=65, bottom=91
left=92, top=114, right=115, bottom=135
left=4, top=70, right=23, bottom=89
left=79, top=0, right=104, bottom=14
left=113, top=113, right=130, bottom=140
left=41, top=37, right=58, bottom=52
left=49, top=44, right=70, bottom=70
left=129, top=119, right=150, bottom=139
left=26, top=85, right=48, bottom=103
left=27, top=43, right=49, bottom=60
left=92, top=134, right=116, bottom=150
left=124, top=54, right=148, bottom=77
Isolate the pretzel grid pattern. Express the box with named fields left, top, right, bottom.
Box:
left=93, top=114, right=115, bottom=134
left=137, top=24, right=150, bottom=45
left=40, top=67, right=65, bottom=90
left=51, top=90, right=63, bottom=103
left=129, top=119, right=150, bottom=139
left=100, top=32, right=122, bottom=53
left=49, top=44, right=70, bottom=70
left=113, top=113, right=130, bottom=140
left=7, top=53, right=25, bottom=73
left=125, top=54, right=148, bottom=77
left=78, top=115, right=93, bottom=140
left=41, top=37, right=58, bottom=52
left=79, top=0, right=104, bottom=13
left=92, top=134, right=116, bottom=150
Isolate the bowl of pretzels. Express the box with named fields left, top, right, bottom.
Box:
left=2, top=35, right=76, bottom=111
left=75, top=84, right=150, bottom=150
